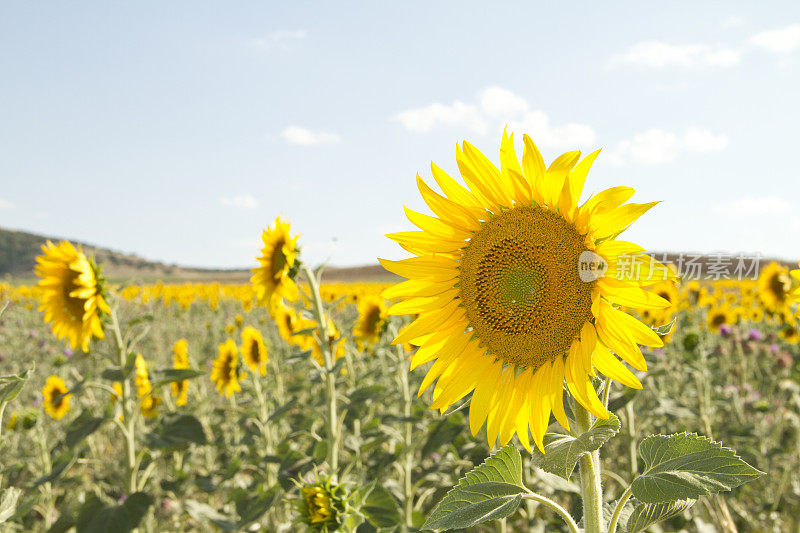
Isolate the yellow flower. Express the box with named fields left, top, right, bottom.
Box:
left=134, top=354, right=160, bottom=417
left=353, top=297, right=388, bottom=348
left=211, top=339, right=241, bottom=397
left=780, top=325, right=799, bottom=344
left=42, top=375, right=72, bottom=420
left=302, top=486, right=334, bottom=525
left=707, top=306, right=735, bottom=332
left=34, top=240, right=110, bottom=352
left=380, top=131, right=674, bottom=452
left=251, top=217, right=300, bottom=309
left=111, top=381, right=123, bottom=403
left=311, top=319, right=346, bottom=366
left=274, top=304, right=315, bottom=350
left=140, top=395, right=162, bottom=418
left=171, top=339, right=190, bottom=406
left=749, top=306, right=764, bottom=323
left=758, top=262, right=791, bottom=312
left=6, top=411, right=18, bottom=431
left=790, top=261, right=800, bottom=308
left=241, top=326, right=269, bottom=376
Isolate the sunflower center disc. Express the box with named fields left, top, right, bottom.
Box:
left=62, top=270, right=87, bottom=321
left=459, top=205, right=596, bottom=369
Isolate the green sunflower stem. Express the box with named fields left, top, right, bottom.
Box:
left=110, top=306, right=138, bottom=495
left=301, top=264, right=340, bottom=477
left=393, top=340, right=414, bottom=528
left=575, top=402, right=604, bottom=533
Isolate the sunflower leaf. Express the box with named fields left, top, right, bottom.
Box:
left=75, top=492, right=153, bottom=533
left=630, top=433, right=764, bottom=504
left=0, top=487, right=22, bottom=524
left=652, top=320, right=675, bottom=336
left=422, top=443, right=524, bottom=531
left=0, top=367, right=33, bottom=405
left=150, top=368, right=205, bottom=387
left=626, top=499, right=696, bottom=533
left=532, top=414, right=620, bottom=480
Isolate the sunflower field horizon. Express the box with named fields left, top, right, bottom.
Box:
left=4, top=4, right=800, bottom=532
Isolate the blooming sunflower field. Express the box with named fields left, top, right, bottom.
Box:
left=1, top=135, right=799, bottom=532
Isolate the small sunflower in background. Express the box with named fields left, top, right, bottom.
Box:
left=380, top=131, right=674, bottom=451
left=211, top=339, right=241, bottom=397
left=311, top=319, right=347, bottom=366
left=42, top=375, right=72, bottom=420
left=779, top=325, right=800, bottom=344
left=241, top=326, right=269, bottom=376
left=707, top=306, right=736, bottom=333
left=758, top=262, right=791, bottom=313
left=35, top=240, right=110, bottom=352
left=274, top=304, right=315, bottom=350
left=251, top=217, right=300, bottom=311
left=296, top=476, right=347, bottom=531
left=134, top=353, right=161, bottom=417
left=171, top=339, right=190, bottom=406
left=353, top=297, right=388, bottom=349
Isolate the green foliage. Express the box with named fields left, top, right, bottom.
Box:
left=75, top=492, right=153, bottom=533
left=532, top=414, right=620, bottom=479
left=0, top=487, right=22, bottom=524
left=630, top=433, right=764, bottom=504
left=0, top=367, right=32, bottom=405
left=625, top=499, right=695, bottom=533
left=423, top=443, right=525, bottom=531
left=144, top=413, right=207, bottom=449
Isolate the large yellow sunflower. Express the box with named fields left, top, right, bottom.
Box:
left=35, top=240, right=110, bottom=352
left=380, top=131, right=673, bottom=452
left=42, top=375, right=72, bottom=420
left=758, top=262, right=791, bottom=312
left=211, top=339, right=241, bottom=398
left=251, top=217, right=300, bottom=309
left=241, top=326, right=269, bottom=376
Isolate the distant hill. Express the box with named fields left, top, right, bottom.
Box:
left=0, top=227, right=398, bottom=283
left=1, top=226, right=792, bottom=284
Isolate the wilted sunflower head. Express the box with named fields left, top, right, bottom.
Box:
left=211, top=339, right=241, bottom=398
left=251, top=217, right=300, bottom=309
left=758, top=262, right=791, bottom=312
left=353, top=297, right=388, bottom=348
left=380, top=131, right=675, bottom=452
left=42, top=375, right=72, bottom=420
left=241, top=326, right=269, bottom=376
left=35, top=240, right=110, bottom=352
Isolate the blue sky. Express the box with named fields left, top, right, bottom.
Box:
left=2, top=2, right=800, bottom=268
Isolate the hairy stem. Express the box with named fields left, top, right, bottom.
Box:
left=301, top=264, right=340, bottom=477
left=521, top=489, right=581, bottom=533
left=575, top=403, right=604, bottom=533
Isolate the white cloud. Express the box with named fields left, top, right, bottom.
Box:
left=479, top=86, right=529, bottom=117
left=714, top=196, right=791, bottom=217
left=0, top=199, right=13, bottom=209
left=280, top=126, right=341, bottom=146
left=393, top=101, right=487, bottom=134
left=792, top=217, right=800, bottom=232
left=508, top=110, right=596, bottom=149
left=394, top=87, right=595, bottom=148
left=606, top=128, right=728, bottom=166
left=610, top=40, right=740, bottom=68
left=248, top=30, right=306, bottom=50
left=220, top=194, right=259, bottom=209
left=750, top=24, right=800, bottom=53
left=722, top=15, right=744, bottom=29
